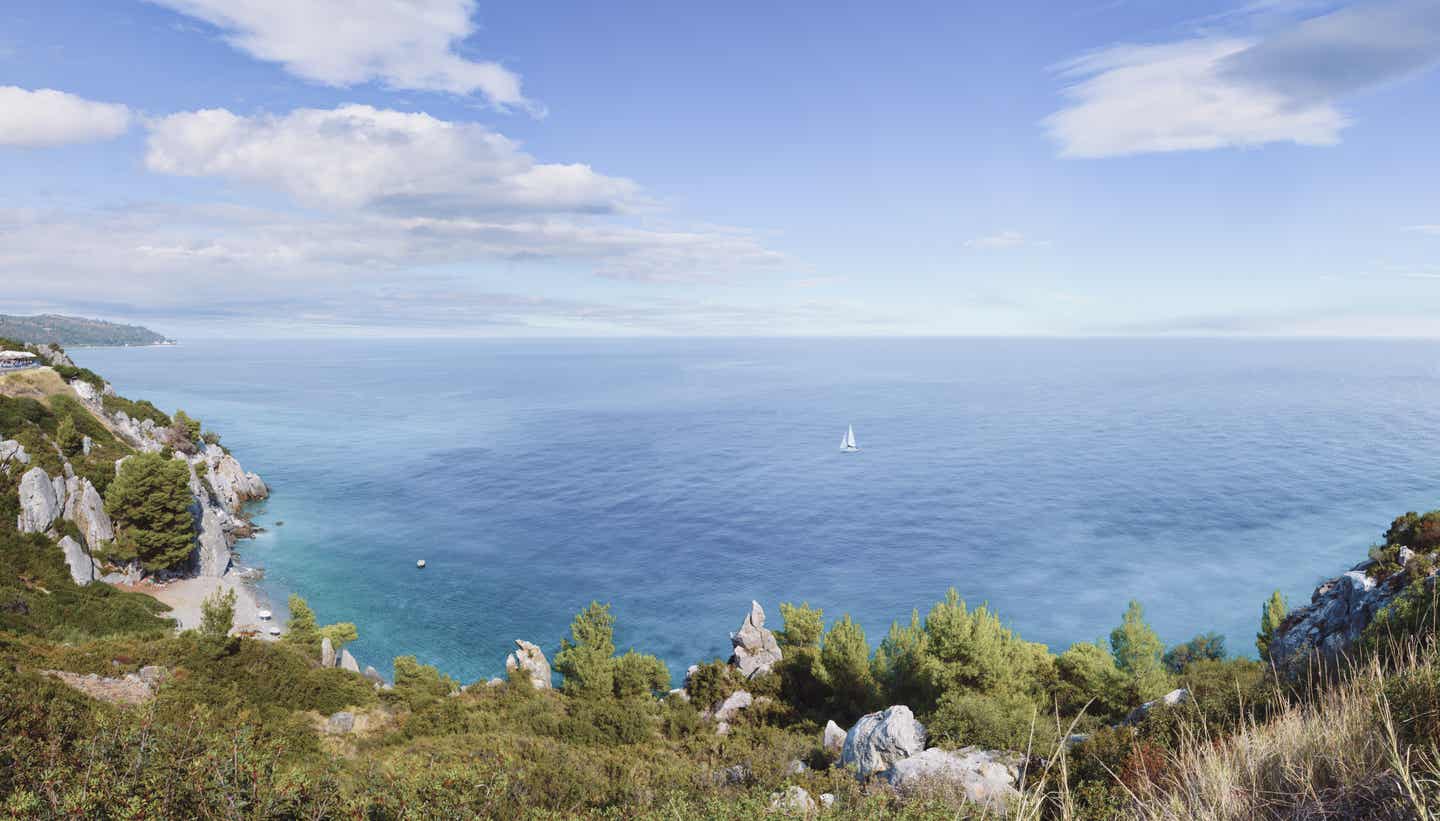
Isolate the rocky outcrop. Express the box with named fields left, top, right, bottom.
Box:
left=340, top=649, right=359, bottom=673
left=70, top=379, right=102, bottom=410
left=110, top=411, right=163, bottom=453
left=16, top=467, right=62, bottom=533
left=321, top=637, right=336, bottom=668
left=1123, top=688, right=1191, bottom=726
left=729, top=600, right=783, bottom=679
left=707, top=690, right=753, bottom=723
left=364, top=666, right=385, bottom=686
left=194, top=503, right=231, bottom=577
left=326, top=711, right=356, bottom=735
left=201, top=444, right=268, bottom=513
left=57, top=535, right=98, bottom=585
left=505, top=639, right=553, bottom=689
left=823, top=719, right=846, bottom=755
left=842, top=705, right=927, bottom=779
left=886, top=747, right=1024, bottom=811
left=35, top=344, right=75, bottom=368
left=1268, top=559, right=1430, bottom=668
left=62, top=476, right=113, bottom=550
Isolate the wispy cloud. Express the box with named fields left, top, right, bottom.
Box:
left=1404, top=224, right=1440, bottom=235
left=1045, top=0, right=1440, bottom=157
left=964, top=230, right=1030, bottom=249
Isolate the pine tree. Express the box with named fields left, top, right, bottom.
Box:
left=821, top=615, right=878, bottom=718
left=1256, top=590, right=1289, bottom=657
left=554, top=601, right=617, bottom=698
left=199, top=586, right=236, bottom=640
left=56, top=415, right=83, bottom=457
left=104, top=452, right=195, bottom=571
left=284, top=594, right=320, bottom=649
left=1110, top=600, right=1171, bottom=701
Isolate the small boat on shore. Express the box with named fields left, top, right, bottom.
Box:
left=257, top=609, right=272, bottom=620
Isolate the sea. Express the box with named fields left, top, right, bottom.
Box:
left=75, top=338, right=1440, bottom=683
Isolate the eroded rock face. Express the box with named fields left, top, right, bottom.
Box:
left=364, top=666, right=385, bottom=686
left=62, top=476, right=113, bottom=550
left=321, top=637, right=336, bottom=668
left=707, top=690, right=753, bottom=723
left=340, top=649, right=359, bottom=673
left=36, top=344, right=75, bottom=368
left=17, top=467, right=61, bottom=533
left=505, top=639, right=553, bottom=689
left=729, top=600, right=783, bottom=679
left=57, top=535, right=98, bottom=585
left=842, top=705, right=927, bottom=779
left=194, top=503, right=231, bottom=578
left=70, top=379, right=102, bottom=409
left=202, top=444, right=269, bottom=513
left=886, top=747, right=1023, bottom=811
left=1269, top=563, right=1426, bottom=668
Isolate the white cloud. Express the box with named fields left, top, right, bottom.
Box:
left=964, top=231, right=1029, bottom=249
left=0, top=87, right=132, bottom=147
left=146, top=0, right=533, bottom=110
left=1405, top=225, right=1440, bottom=235
left=1045, top=0, right=1440, bottom=158
left=145, top=105, right=638, bottom=214
left=1045, top=38, right=1347, bottom=158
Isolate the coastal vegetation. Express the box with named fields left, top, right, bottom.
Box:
left=0, top=314, right=170, bottom=347
left=6, top=354, right=1440, bottom=818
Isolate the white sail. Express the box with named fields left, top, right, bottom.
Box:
left=842, top=424, right=857, bottom=451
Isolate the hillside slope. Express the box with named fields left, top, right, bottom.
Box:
left=0, top=314, right=171, bottom=346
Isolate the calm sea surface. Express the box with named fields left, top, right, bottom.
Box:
left=76, top=338, right=1440, bottom=683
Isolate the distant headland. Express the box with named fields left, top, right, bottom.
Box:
left=0, top=313, right=173, bottom=347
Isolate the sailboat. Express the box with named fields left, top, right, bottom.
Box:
left=840, top=424, right=859, bottom=452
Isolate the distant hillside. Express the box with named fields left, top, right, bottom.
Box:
left=0, top=314, right=171, bottom=347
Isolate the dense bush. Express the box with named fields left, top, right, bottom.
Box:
left=105, top=452, right=196, bottom=571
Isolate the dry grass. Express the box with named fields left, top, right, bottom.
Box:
left=1117, top=651, right=1440, bottom=820
left=0, top=366, right=69, bottom=399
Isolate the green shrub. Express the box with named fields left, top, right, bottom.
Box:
left=1111, top=600, right=1172, bottom=701
left=613, top=649, right=670, bottom=698
left=554, top=601, right=617, bottom=698
left=926, top=690, right=1054, bottom=752
left=104, top=452, right=195, bottom=571
left=1163, top=632, right=1227, bottom=673
left=820, top=614, right=878, bottom=719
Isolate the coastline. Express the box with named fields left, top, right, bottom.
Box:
left=120, top=571, right=279, bottom=639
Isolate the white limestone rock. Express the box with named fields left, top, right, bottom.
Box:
left=767, top=786, right=817, bottom=816
left=1123, top=688, right=1192, bottom=726
left=505, top=639, right=553, bottom=689
left=0, top=439, right=29, bottom=469
left=885, top=747, right=1023, bottom=811
left=201, top=444, right=268, bottom=513
left=57, top=535, right=98, bottom=585
left=17, top=467, right=61, bottom=533
left=707, top=690, right=754, bottom=723
left=729, top=600, right=783, bottom=679
left=340, top=649, right=360, bottom=673
left=841, top=705, right=927, bottom=779
left=321, top=637, right=336, bottom=668
left=62, top=476, right=113, bottom=551
left=823, top=719, right=847, bottom=755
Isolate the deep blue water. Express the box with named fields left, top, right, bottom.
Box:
left=76, top=338, right=1440, bottom=683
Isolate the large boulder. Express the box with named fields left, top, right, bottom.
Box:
left=886, top=747, right=1023, bottom=811
left=321, top=637, right=336, bottom=668
left=16, top=467, right=61, bottom=533
left=729, top=600, right=783, bottom=679
left=823, top=719, right=847, bottom=755
left=842, top=705, right=927, bottom=779
left=340, top=649, right=360, bottom=673
left=57, top=535, right=98, bottom=585
left=504, top=639, right=553, bottom=689
left=707, top=690, right=754, bottom=723
left=62, top=476, right=113, bottom=550
left=1269, top=562, right=1428, bottom=668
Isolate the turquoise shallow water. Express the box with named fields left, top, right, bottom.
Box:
left=76, top=338, right=1440, bottom=683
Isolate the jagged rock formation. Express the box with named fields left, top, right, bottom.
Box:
left=505, top=639, right=553, bottom=689
left=321, top=637, right=336, bottom=668
left=1269, top=555, right=1436, bottom=668
left=340, top=649, right=359, bottom=673
left=886, top=747, right=1024, bottom=810
left=728, top=600, right=783, bottom=679
left=201, top=444, right=268, bottom=513
left=62, top=475, right=113, bottom=550
left=842, top=705, right=928, bottom=779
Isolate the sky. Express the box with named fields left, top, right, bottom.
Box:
left=1, top=0, right=1439, bottom=338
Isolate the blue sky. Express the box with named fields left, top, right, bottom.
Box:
left=2, top=0, right=1439, bottom=337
